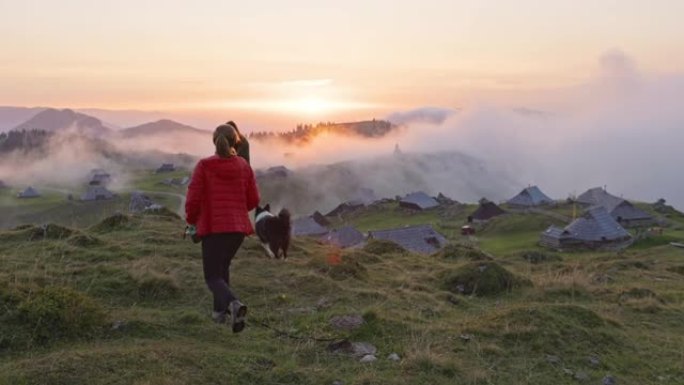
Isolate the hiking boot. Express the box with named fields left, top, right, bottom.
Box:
left=229, top=300, right=247, bottom=333
left=211, top=311, right=227, bottom=324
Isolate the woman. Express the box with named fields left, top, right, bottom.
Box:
left=185, top=123, right=259, bottom=333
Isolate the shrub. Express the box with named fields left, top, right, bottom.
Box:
left=91, top=213, right=131, bottom=232
left=17, top=287, right=106, bottom=343
left=28, top=224, right=74, bottom=241
left=67, top=233, right=103, bottom=247
left=443, top=262, right=530, bottom=296
left=137, top=272, right=180, bottom=300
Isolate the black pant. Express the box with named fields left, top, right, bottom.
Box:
left=201, top=233, right=245, bottom=313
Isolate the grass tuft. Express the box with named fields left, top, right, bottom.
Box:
left=443, top=262, right=530, bottom=296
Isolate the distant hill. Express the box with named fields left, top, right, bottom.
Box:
left=12, top=108, right=112, bottom=137
left=119, top=119, right=208, bottom=138
left=249, top=119, right=398, bottom=144
left=0, top=106, right=47, bottom=132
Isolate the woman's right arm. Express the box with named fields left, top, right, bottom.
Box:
left=185, top=160, right=205, bottom=224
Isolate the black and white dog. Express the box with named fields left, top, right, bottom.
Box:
left=255, top=204, right=291, bottom=259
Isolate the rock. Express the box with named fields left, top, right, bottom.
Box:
left=327, top=340, right=377, bottom=358
left=329, top=314, right=364, bottom=331
left=332, top=381, right=343, bottom=385
left=316, top=297, right=331, bottom=310
left=563, top=368, right=574, bottom=376
left=602, top=375, right=616, bottom=385
left=387, top=353, right=400, bottom=362
left=111, top=320, right=126, bottom=331
left=360, top=354, right=377, bottom=363
left=545, top=354, right=561, bottom=364
left=352, top=342, right=377, bottom=357
left=459, top=333, right=473, bottom=342
left=589, top=355, right=600, bottom=366
left=574, top=371, right=589, bottom=382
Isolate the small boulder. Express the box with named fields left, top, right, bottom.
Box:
left=574, top=371, right=589, bottom=382
left=545, top=354, right=561, bottom=364
left=588, top=355, right=600, bottom=366
left=329, top=314, right=364, bottom=331
left=387, top=353, right=401, bottom=362
left=360, top=354, right=377, bottom=363
left=602, top=375, right=616, bottom=385
left=327, top=340, right=377, bottom=358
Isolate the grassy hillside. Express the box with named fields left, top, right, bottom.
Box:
left=1, top=208, right=683, bottom=384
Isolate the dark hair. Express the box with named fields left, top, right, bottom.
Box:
left=226, top=121, right=239, bottom=132
left=213, top=124, right=238, bottom=158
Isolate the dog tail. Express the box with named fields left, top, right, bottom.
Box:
left=278, top=209, right=291, bottom=232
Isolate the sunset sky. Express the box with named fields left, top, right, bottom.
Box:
left=1, top=0, right=683, bottom=124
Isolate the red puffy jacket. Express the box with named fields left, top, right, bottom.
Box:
left=185, top=155, right=260, bottom=237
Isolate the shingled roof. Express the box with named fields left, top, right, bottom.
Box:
left=320, top=226, right=365, bottom=248
left=399, top=191, right=439, bottom=210
left=17, top=186, right=40, bottom=198
left=576, top=187, right=623, bottom=207
left=368, top=224, right=447, bottom=254
left=576, top=187, right=652, bottom=222
left=156, top=163, right=175, bottom=173
left=292, top=216, right=329, bottom=237
left=80, top=186, right=115, bottom=201
left=470, top=201, right=506, bottom=221
left=89, top=173, right=111, bottom=186
left=507, top=186, right=553, bottom=207
left=562, top=206, right=631, bottom=241
left=325, top=202, right=364, bottom=217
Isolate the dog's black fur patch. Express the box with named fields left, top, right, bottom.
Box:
left=255, top=204, right=291, bottom=259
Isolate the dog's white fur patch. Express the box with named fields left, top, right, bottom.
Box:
left=255, top=211, right=275, bottom=224
left=261, top=243, right=276, bottom=258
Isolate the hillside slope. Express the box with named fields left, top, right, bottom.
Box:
left=1, top=210, right=683, bottom=384
left=12, top=108, right=112, bottom=137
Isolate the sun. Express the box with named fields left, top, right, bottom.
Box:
left=287, top=97, right=332, bottom=115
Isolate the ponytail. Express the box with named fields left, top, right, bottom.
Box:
left=213, top=124, right=238, bottom=158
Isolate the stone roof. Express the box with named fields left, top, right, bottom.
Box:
left=508, top=186, right=553, bottom=206
left=18, top=186, right=40, bottom=198
left=368, top=224, right=447, bottom=254
left=325, top=202, right=364, bottom=217
left=399, top=191, right=439, bottom=210
left=470, top=201, right=506, bottom=221
left=552, top=206, right=631, bottom=242
left=320, top=226, right=365, bottom=248
left=80, top=186, right=115, bottom=201
left=292, top=216, right=329, bottom=236
left=156, top=163, right=175, bottom=173
left=576, top=187, right=652, bottom=222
